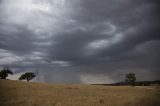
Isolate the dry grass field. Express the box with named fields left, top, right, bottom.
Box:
left=0, top=80, right=160, bottom=106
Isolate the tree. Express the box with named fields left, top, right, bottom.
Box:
left=125, top=73, right=136, bottom=86
left=0, top=68, right=13, bottom=79
left=19, top=72, right=36, bottom=81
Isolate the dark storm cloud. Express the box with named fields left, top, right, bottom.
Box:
left=0, top=25, right=36, bottom=55
left=0, top=0, right=159, bottom=83
left=49, top=0, right=160, bottom=65
left=49, top=29, right=111, bottom=65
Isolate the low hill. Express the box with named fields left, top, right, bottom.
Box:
left=0, top=80, right=160, bottom=106
left=93, top=80, right=160, bottom=86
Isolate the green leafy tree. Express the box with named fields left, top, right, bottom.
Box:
left=0, top=68, right=13, bottom=79
left=125, top=73, right=136, bottom=86
left=19, top=72, right=36, bottom=81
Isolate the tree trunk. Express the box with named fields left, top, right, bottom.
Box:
left=27, top=78, right=29, bottom=82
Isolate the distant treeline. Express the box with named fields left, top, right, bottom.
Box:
left=93, top=80, right=160, bottom=86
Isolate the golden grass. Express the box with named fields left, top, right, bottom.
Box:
left=0, top=80, right=160, bottom=106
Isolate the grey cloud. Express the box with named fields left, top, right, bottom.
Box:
left=0, top=0, right=160, bottom=83
left=0, top=25, right=37, bottom=55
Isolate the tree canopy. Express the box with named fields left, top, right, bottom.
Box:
left=125, top=73, right=136, bottom=86
left=19, top=72, right=36, bottom=82
left=0, top=68, right=13, bottom=79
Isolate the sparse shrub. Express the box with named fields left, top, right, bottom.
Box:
left=74, top=87, right=79, bottom=90
left=65, top=87, right=79, bottom=90
left=99, top=99, right=104, bottom=104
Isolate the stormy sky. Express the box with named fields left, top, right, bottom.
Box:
left=0, top=0, right=160, bottom=84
